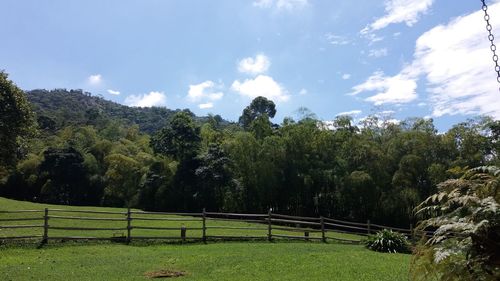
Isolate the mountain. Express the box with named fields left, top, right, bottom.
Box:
left=26, top=89, right=228, bottom=134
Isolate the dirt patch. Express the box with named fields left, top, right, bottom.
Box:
left=144, top=269, right=187, bottom=279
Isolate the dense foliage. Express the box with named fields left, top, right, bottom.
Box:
left=365, top=229, right=411, bottom=253
left=26, top=89, right=227, bottom=134
left=1, top=78, right=499, bottom=228
left=0, top=71, right=36, bottom=170
left=239, top=96, right=276, bottom=129
left=411, top=166, right=500, bottom=281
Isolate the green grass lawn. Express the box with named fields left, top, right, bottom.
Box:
left=0, top=197, right=362, bottom=242
left=0, top=197, right=410, bottom=280
left=1, top=242, right=410, bottom=281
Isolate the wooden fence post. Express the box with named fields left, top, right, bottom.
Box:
left=367, top=219, right=371, bottom=235
left=181, top=225, right=187, bottom=243
left=42, top=208, right=49, bottom=244
left=267, top=209, right=272, bottom=242
left=202, top=208, right=207, bottom=244
left=320, top=216, right=326, bottom=243
left=126, top=207, right=131, bottom=244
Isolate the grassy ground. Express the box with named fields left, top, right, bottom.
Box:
left=0, top=197, right=362, bottom=241
left=0, top=197, right=410, bottom=280
left=1, top=242, right=410, bottom=281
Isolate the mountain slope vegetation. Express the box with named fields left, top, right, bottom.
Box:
left=27, top=89, right=228, bottom=134
left=1, top=74, right=499, bottom=229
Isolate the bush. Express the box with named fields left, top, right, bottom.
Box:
left=411, top=166, right=500, bottom=281
left=365, top=229, right=411, bottom=253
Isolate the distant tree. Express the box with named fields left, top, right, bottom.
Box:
left=0, top=71, right=36, bottom=168
left=195, top=144, right=233, bottom=211
left=151, top=111, right=201, bottom=161
left=239, top=96, right=276, bottom=129
left=149, top=112, right=203, bottom=211
left=36, top=115, right=57, bottom=132
left=225, top=131, right=261, bottom=212
left=446, top=118, right=491, bottom=168
left=137, top=159, right=174, bottom=211
left=103, top=153, right=143, bottom=207
left=39, top=147, right=88, bottom=205
left=250, top=114, right=273, bottom=140
left=342, top=171, right=379, bottom=221
left=294, top=106, right=317, bottom=121
left=486, top=119, right=500, bottom=166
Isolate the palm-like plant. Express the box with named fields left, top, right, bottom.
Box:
left=411, top=166, right=500, bottom=281
left=365, top=229, right=411, bottom=253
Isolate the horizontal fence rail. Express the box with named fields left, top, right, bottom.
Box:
left=0, top=208, right=432, bottom=245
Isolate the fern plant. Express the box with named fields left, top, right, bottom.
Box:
left=412, top=166, right=500, bottom=281
left=364, top=229, right=411, bottom=253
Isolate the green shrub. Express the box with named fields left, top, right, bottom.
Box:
left=411, top=166, right=500, bottom=281
left=365, top=229, right=411, bottom=254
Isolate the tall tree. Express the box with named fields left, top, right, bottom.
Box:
left=39, top=147, right=89, bottom=205
left=150, top=111, right=202, bottom=210
left=0, top=71, right=36, bottom=168
left=239, top=96, right=276, bottom=129
left=195, top=144, right=233, bottom=211
left=103, top=153, right=144, bottom=207
left=151, top=111, right=201, bottom=161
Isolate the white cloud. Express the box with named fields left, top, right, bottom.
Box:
left=88, top=74, right=102, bottom=85
left=353, top=2, right=500, bottom=119
left=319, top=121, right=336, bottom=131
left=368, top=48, right=388, bottom=58
left=187, top=81, right=224, bottom=103
left=199, top=103, right=214, bottom=109
left=412, top=2, right=500, bottom=118
left=350, top=69, right=418, bottom=105
left=364, top=0, right=434, bottom=33
left=253, top=0, right=308, bottom=10
left=231, top=75, right=290, bottom=102
left=361, top=33, right=384, bottom=45
left=336, top=110, right=362, bottom=117
left=342, top=74, right=351, bottom=80
left=379, top=110, right=395, bottom=115
left=325, top=33, right=350, bottom=46
left=238, top=54, right=271, bottom=75
left=299, top=88, right=308, bottom=95
left=107, top=89, right=120, bottom=95
left=124, top=91, right=166, bottom=107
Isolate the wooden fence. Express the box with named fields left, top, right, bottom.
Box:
left=0, top=208, right=432, bottom=245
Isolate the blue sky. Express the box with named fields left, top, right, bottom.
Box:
left=2, top=0, right=499, bottom=131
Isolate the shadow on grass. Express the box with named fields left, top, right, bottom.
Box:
left=0, top=235, right=348, bottom=250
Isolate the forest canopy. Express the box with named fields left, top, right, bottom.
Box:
left=1, top=82, right=499, bottom=228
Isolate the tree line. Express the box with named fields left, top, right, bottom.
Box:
left=1, top=71, right=499, bottom=227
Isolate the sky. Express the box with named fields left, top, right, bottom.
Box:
left=2, top=0, right=500, bottom=131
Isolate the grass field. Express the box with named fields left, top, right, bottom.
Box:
left=1, top=242, right=410, bottom=281
left=0, top=197, right=362, bottom=241
left=0, top=197, right=410, bottom=280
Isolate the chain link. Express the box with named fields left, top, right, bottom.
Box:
left=481, top=0, right=500, bottom=87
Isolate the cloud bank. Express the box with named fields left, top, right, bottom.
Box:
left=238, top=54, right=271, bottom=75
left=231, top=75, right=290, bottom=102
left=125, top=91, right=166, bottom=107
left=352, top=2, right=500, bottom=119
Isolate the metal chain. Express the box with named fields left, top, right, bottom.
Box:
left=480, top=0, right=500, bottom=87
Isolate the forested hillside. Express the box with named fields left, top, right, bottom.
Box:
left=26, top=89, right=228, bottom=134
left=1, top=74, right=499, bottom=228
